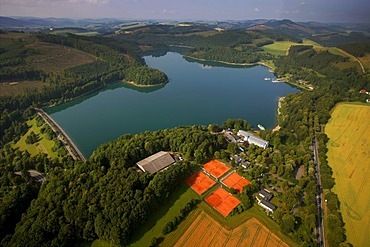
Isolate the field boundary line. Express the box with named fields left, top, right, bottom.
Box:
left=263, top=230, right=271, bottom=247
left=194, top=216, right=214, bottom=247
left=175, top=212, right=206, bottom=247
left=250, top=225, right=262, bottom=247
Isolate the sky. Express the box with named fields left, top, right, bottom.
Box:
left=1, top=0, right=370, bottom=23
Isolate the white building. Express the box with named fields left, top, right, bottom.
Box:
left=237, top=130, right=269, bottom=149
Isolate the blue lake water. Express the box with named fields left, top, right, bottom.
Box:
left=47, top=52, right=299, bottom=157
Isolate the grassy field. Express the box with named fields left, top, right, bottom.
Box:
left=129, top=183, right=198, bottom=246
left=170, top=211, right=288, bottom=247
left=262, top=41, right=297, bottom=56
left=261, top=39, right=320, bottom=56
left=325, top=102, right=370, bottom=247
left=12, top=117, right=59, bottom=159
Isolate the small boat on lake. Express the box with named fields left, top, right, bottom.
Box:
left=258, top=124, right=265, bottom=130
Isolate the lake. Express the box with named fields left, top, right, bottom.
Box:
left=47, top=52, right=299, bottom=158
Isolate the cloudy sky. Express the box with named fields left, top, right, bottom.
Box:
left=1, top=0, right=369, bottom=23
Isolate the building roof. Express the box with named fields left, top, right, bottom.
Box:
left=237, top=130, right=269, bottom=148
left=259, top=189, right=273, bottom=201
left=259, top=199, right=277, bottom=211
left=137, top=151, right=175, bottom=174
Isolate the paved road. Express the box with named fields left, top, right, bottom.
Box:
left=313, top=134, right=325, bottom=247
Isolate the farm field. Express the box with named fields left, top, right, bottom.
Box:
left=261, top=39, right=317, bottom=56
left=173, top=211, right=288, bottom=247
left=325, top=103, right=370, bottom=247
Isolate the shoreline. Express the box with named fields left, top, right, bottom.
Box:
left=123, top=80, right=166, bottom=88
left=35, top=108, right=86, bottom=162
left=183, top=55, right=266, bottom=68
left=272, top=97, right=285, bottom=132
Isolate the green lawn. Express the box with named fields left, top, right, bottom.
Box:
left=12, top=117, right=59, bottom=159
left=262, top=39, right=323, bottom=56
left=262, top=41, right=299, bottom=56
left=128, top=183, right=199, bottom=246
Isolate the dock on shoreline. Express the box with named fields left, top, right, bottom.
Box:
left=35, top=108, right=86, bottom=162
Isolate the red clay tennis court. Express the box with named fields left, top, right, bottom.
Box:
left=222, top=172, right=251, bottom=193
left=205, top=187, right=241, bottom=217
left=202, top=159, right=230, bottom=179
left=185, top=171, right=216, bottom=195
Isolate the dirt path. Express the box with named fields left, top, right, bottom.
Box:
left=336, top=48, right=366, bottom=74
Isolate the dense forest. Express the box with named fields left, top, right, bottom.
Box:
left=1, top=23, right=369, bottom=247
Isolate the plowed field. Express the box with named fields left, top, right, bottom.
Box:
left=174, top=211, right=289, bottom=247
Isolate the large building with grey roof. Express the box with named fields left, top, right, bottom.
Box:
left=237, top=130, right=269, bottom=149
left=136, top=151, right=175, bottom=174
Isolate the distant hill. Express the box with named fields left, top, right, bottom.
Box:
left=0, top=17, right=39, bottom=27
left=0, top=16, right=123, bottom=29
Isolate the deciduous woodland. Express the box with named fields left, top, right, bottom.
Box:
left=1, top=20, right=369, bottom=247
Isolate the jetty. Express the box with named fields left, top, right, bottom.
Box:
left=35, top=108, right=86, bottom=162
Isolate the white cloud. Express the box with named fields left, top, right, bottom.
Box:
left=299, top=1, right=306, bottom=5
left=254, top=7, right=260, bottom=12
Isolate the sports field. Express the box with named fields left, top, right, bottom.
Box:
left=174, top=211, right=288, bottom=247
left=325, top=103, right=370, bottom=247
left=222, top=172, right=251, bottom=193
left=202, top=159, right=230, bottom=179
left=185, top=171, right=216, bottom=195
left=205, top=187, right=240, bottom=217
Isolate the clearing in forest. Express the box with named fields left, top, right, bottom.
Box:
left=205, top=187, right=240, bottom=217
left=185, top=171, right=216, bottom=195
left=202, top=159, right=230, bottom=179
left=325, top=103, right=370, bottom=247
left=174, top=211, right=289, bottom=247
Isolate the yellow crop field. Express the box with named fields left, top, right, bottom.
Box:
left=172, top=211, right=289, bottom=247
left=325, top=103, right=370, bottom=247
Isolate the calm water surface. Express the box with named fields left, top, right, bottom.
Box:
left=47, top=52, right=299, bottom=157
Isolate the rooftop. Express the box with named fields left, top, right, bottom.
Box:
left=136, top=151, right=175, bottom=174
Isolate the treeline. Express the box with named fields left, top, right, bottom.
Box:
left=124, top=28, right=253, bottom=49
left=2, top=126, right=226, bottom=246
left=91, top=125, right=226, bottom=167
left=338, top=42, right=370, bottom=57
left=162, top=199, right=199, bottom=235
left=186, top=46, right=273, bottom=64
